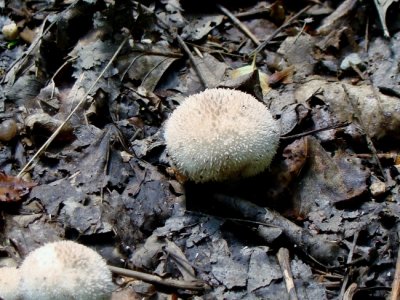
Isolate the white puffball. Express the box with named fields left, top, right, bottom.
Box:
left=2, top=22, right=18, bottom=40
left=0, top=267, right=21, bottom=300
left=19, top=241, right=114, bottom=300
left=164, top=88, right=280, bottom=182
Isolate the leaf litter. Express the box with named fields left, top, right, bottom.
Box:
left=0, top=0, right=400, bottom=299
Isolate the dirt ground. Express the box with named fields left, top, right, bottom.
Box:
left=0, top=0, right=400, bottom=299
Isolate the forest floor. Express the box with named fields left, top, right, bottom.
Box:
left=0, top=0, right=400, bottom=299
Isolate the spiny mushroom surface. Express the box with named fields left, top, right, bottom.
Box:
left=0, top=267, right=21, bottom=300
left=19, top=241, right=114, bottom=300
left=164, top=88, right=280, bottom=182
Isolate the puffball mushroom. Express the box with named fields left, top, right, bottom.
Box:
left=164, top=88, right=280, bottom=182
left=19, top=241, right=114, bottom=300
left=0, top=267, right=21, bottom=300
left=2, top=22, right=18, bottom=40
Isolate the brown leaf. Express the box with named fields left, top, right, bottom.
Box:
left=268, top=66, right=295, bottom=87
left=0, top=171, right=37, bottom=202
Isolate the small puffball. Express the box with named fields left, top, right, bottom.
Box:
left=2, top=22, right=18, bottom=40
left=19, top=241, right=114, bottom=300
left=164, top=88, right=280, bottom=182
left=0, top=267, right=21, bottom=300
left=0, top=119, right=17, bottom=142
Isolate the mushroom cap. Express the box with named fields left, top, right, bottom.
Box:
left=164, top=88, right=280, bottom=182
left=19, top=241, right=114, bottom=300
left=0, top=267, right=21, bottom=300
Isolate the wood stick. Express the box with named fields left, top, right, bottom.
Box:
left=277, top=248, right=298, bottom=300
left=390, top=231, right=400, bottom=300
left=108, top=265, right=209, bottom=291
left=343, top=283, right=358, bottom=300
left=342, top=84, right=386, bottom=181
left=217, top=4, right=261, bottom=46
left=249, top=5, right=311, bottom=57
left=214, top=194, right=346, bottom=265
left=175, top=35, right=210, bottom=88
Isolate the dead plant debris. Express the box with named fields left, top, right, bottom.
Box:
left=0, top=0, right=400, bottom=299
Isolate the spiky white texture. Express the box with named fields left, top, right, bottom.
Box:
left=164, top=88, right=280, bottom=182
left=0, top=267, right=21, bottom=300
left=19, top=241, right=114, bottom=300
left=2, top=23, right=18, bottom=40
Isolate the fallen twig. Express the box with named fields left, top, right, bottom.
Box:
left=175, top=35, right=211, bottom=88
left=235, top=6, right=271, bottom=18
left=1, top=0, right=79, bottom=86
left=214, top=194, right=346, bottom=265
left=108, top=265, right=209, bottom=291
left=280, top=121, right=350, bottom=140
left=390, top=231, right=400, bottom=300
left=217, top=4, right=261, bottom=46
left=343, top=283, right=358, bottom=300
left=342, top=84, right=386, bottom=181
left=249, top=5, right=311, bottom=57
left=132, top=1, right=212, bottom=88
left=338, top=231, right=359, bottom=300
left=17, top=37, right=129, bottom=177
left=277, top=248, right=298, bottom=300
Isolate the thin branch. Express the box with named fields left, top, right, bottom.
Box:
left=342, top=84, right=386, bottom=181
left=2, top=0, right=80, bottom=86
left=17, top=37, right=129, bottom=177
left=277, top=248, right=298, bottom=300
left=217, top=4, right=261, bottom=46
left=343, top=283, right=358, bottom=300
left=338, top=231, right=359, bottom=300
left=249, top=5, right=311, bottom=57
left=214, top=194, right=346, bottom=265
left=133, top=1, right=210, bottom=89
left=175, top=35, right=210, bottom=88
left=280, top=121, right=350, bottom=140
left=390, top=231, right=400, bottom=300
left=234, top=6, right=271, bottom=18
left=108, top=265, right=209, bottom=291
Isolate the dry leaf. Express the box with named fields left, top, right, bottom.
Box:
left=268, top=66, right=295, bottom=86
left=230, top=65, right=271, bottom=96
left=0, top=171, right=37, bottom=202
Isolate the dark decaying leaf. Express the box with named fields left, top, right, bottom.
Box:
left=279, top=103, right=309, bottom=136
left=70, top=39, right=118, bottom=74
left=277, top=35, right=316, bottom=82
left=247, top=247, right=282, bottom=292
left=211, top=253, right=248, bottom=289
left=265, top=138, right=308, bottom=206
left=0, top=171, right=36, bottom=202
left=174, top=52, right=228, bottom=93
left=294, top=136, right=369, bottom=213
left=117, top=43, right=180, bottom=92
left=192, top=53, right=227, bottom=89
left=181, top=15, right=224, bottom=41
left=369, top=33, right=400, bottom=97
left=158, top=0, right=186, bottom=28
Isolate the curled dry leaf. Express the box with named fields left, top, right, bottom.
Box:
left=230, top=64, right=271, bottom=96
left=0, top=171, right=37, bottom=202
left=268, top=65, right=295, bottom=87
